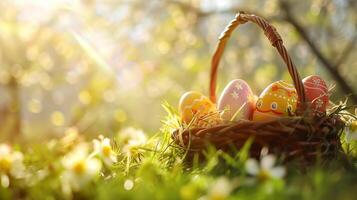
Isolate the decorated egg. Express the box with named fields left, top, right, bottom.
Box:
left=179, top=91, right=217, bottom=125
left=253, top=80, right=298, bottom=121
left=302, top=75, right=329, bottom=114
left=217, top=79, right=255, bottom=121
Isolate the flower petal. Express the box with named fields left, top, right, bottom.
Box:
left=245, top=159, right=259, bottom=175
left=93, top=139, right=101, bottom=151
left=261, top=155, right=276, bottom=170
left=209, top=177, right=232, bottom=199
left=87, top=158, right=102, bottom=175
left=270, top=166, right=286, bottom=178
left=0, top=144, right=11, bottom=156
left=103, top=138, right=111, bottom=146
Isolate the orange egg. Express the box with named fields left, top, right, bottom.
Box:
left=253, top=81, right=298, bottom=121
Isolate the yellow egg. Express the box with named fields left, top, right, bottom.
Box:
left=253, top=80, right=298, bottom=121
left=178, top=91, right=218, bottom=126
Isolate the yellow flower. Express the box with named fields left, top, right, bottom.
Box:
left=93, top=135, right=117, bottom=166
left=0, top=156, right=12, bottom=172
left=0, top=144, right=12, bottom=173
left=61, top=144, right=102, bottom=192
left=0, top=144, right=26, bottom=188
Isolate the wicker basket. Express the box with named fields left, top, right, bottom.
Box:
left=172, top=12, right=345, bottom=164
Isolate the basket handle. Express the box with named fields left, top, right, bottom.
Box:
left=209, top=12, right=307, bottom=112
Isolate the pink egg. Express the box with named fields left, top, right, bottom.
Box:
left=217, top=79, right=255, bottom=121
left=302, top=75, right=329, bottom=114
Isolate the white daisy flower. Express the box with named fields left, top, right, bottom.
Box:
left=118, top=128, right=147, bottom=157
left=199, top=177, right=234, bottom=200
left=122, top=139, right=145, bottom=157
left=245, top=154, right=286, bottom=181
left=61, top=144, right=102, bottom=192
left=92, top=135, right=117, bottom=166
left=118, top=127, right=147, bottom=145
left=208, top=177, right=233, bottom=200
left=0, top=144, right=26, bottom=188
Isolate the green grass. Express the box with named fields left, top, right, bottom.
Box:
left=1, top=103, right=356, bottom=200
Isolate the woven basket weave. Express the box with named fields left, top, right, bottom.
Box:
left=172, top=12, right=345, bottom=164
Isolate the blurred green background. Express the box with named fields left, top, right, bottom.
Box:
left=1, top=0, right=356, bottom=142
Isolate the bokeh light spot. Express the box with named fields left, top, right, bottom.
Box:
left=51, top=111, right=65, bottom=126
left=64, top=127, right=79, bottom=136
left=123, top=179, right=134, bottom=190
left=115, top=110, right=127, bottom=123
left=28, top=99, right=42, bottom=113
left=0, top=71, right=10, bottom=84
left=103, top=90, right=115, bottom=103
left=157, top=41, right=170, bottom=55
left=79, top=90, right=92, bottom=105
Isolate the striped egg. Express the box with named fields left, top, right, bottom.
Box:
left=302, top=75, right=329, bottom=114
left=217, top=79, right=255, bottom=121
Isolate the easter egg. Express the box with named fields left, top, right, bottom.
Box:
left=302, top=75, right=329, bottom=114
left=253, top=80, right=298, bottom=121
left=178, top=91, right=217, bottom=125
left=217, top=79, right=255, bottom=121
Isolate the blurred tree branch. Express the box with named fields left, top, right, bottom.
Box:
left=335, top=34, right=357, bottom=70
left=168, top=0, right=282, bottom=21
left=279, top=1, right=357, bottom=104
